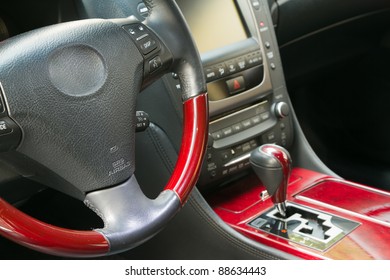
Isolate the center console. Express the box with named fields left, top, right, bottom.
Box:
left=168, top=0, right=293, bottom=188
left=207, top=168, right=390, bottom=259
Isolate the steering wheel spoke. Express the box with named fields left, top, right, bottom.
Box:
left=85, top=175, right=180, bottom=254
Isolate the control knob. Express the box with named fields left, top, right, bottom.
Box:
left=274, top=102, right=289, bottom=119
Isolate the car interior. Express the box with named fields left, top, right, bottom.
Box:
left=1, top=0, right=390, bottom=260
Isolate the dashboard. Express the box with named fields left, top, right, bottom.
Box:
left=1, top=0, right=390, bottom=260
left=0, top=0, right=296, bottom=210
left=0, top=0, right=294, bottom=193
left=168, top=0, right=294, bottom=189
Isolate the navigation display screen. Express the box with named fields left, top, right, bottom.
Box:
left=176, top=0, right=247, bottom=53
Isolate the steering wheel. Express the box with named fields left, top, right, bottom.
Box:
left=0, top=0, right=208, bottom=257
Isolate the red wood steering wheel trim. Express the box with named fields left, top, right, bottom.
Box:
left=0, top=198, right=109, bottom=257
left=165, top=93, right=208, bottom=204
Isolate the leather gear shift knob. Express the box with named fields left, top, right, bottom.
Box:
left=250, top=144, right=292, bottom=217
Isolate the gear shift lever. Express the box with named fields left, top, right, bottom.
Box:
left=250, top=144, right=292, bottom=217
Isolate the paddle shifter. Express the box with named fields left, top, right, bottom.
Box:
left=250, top=144, right=292, bottom=217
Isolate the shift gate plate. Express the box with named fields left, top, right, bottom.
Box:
left=249, top=203, right=360, bottom=251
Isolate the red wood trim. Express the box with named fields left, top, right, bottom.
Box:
left=165, top=93, right=208, bottom=204
left=208, top=168, right=390, bottom=259
left=0, top=198, right=109, bottom=257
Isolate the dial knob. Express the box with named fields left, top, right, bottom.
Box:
left=275, top=102, right=290, bottom=118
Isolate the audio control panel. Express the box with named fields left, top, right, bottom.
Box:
left=210, top=101, right=273, bottom=149
left=198, top=98, right=293, bottom=188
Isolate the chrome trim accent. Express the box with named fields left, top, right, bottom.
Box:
left=249, top=202, right=360, bottom=252
left=268, top=204, right=343, bottom=245
left=85, top=175, right=181, bottom=254
left=260, top=190, right=270, bottom=201
left=209, top=101, right=268, bottom=127
left=275, top=102, right=288, bottom=118
left=224, top=152, right=251, bottom=167
left=275, top=202, right=286, bottom=217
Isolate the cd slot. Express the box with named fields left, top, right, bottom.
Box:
left=209, top=101, right=276, bottom=149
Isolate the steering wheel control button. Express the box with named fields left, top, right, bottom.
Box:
left=135, top=111, right=150, bottom=132
left=148, top=56, right=162, bottom=73
left=226, top=76, right=246, bottom=95
left=124, top=24, right=161, bottom=57
left=137, top=2, right=149, bottom=18
left=0, top=117, right=22, bottom=152
left=139, top=36, right=157, bottom=55
left=124, top=24, right=147, bottom=39
left=172, top=72, right=179, bottom=79
left=0, top=119, right=12, bottom=135
left=123, top=23, right=173, bottom=82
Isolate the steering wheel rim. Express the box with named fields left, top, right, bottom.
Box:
left=0, top=0, right=208, bottom=257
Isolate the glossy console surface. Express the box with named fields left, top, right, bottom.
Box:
left=297, top=180, right=390, bottom=224
left=208, top=168, right=390, bottom=259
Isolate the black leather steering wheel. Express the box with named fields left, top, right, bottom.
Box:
left=0, top=0, right=208, bottom=257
